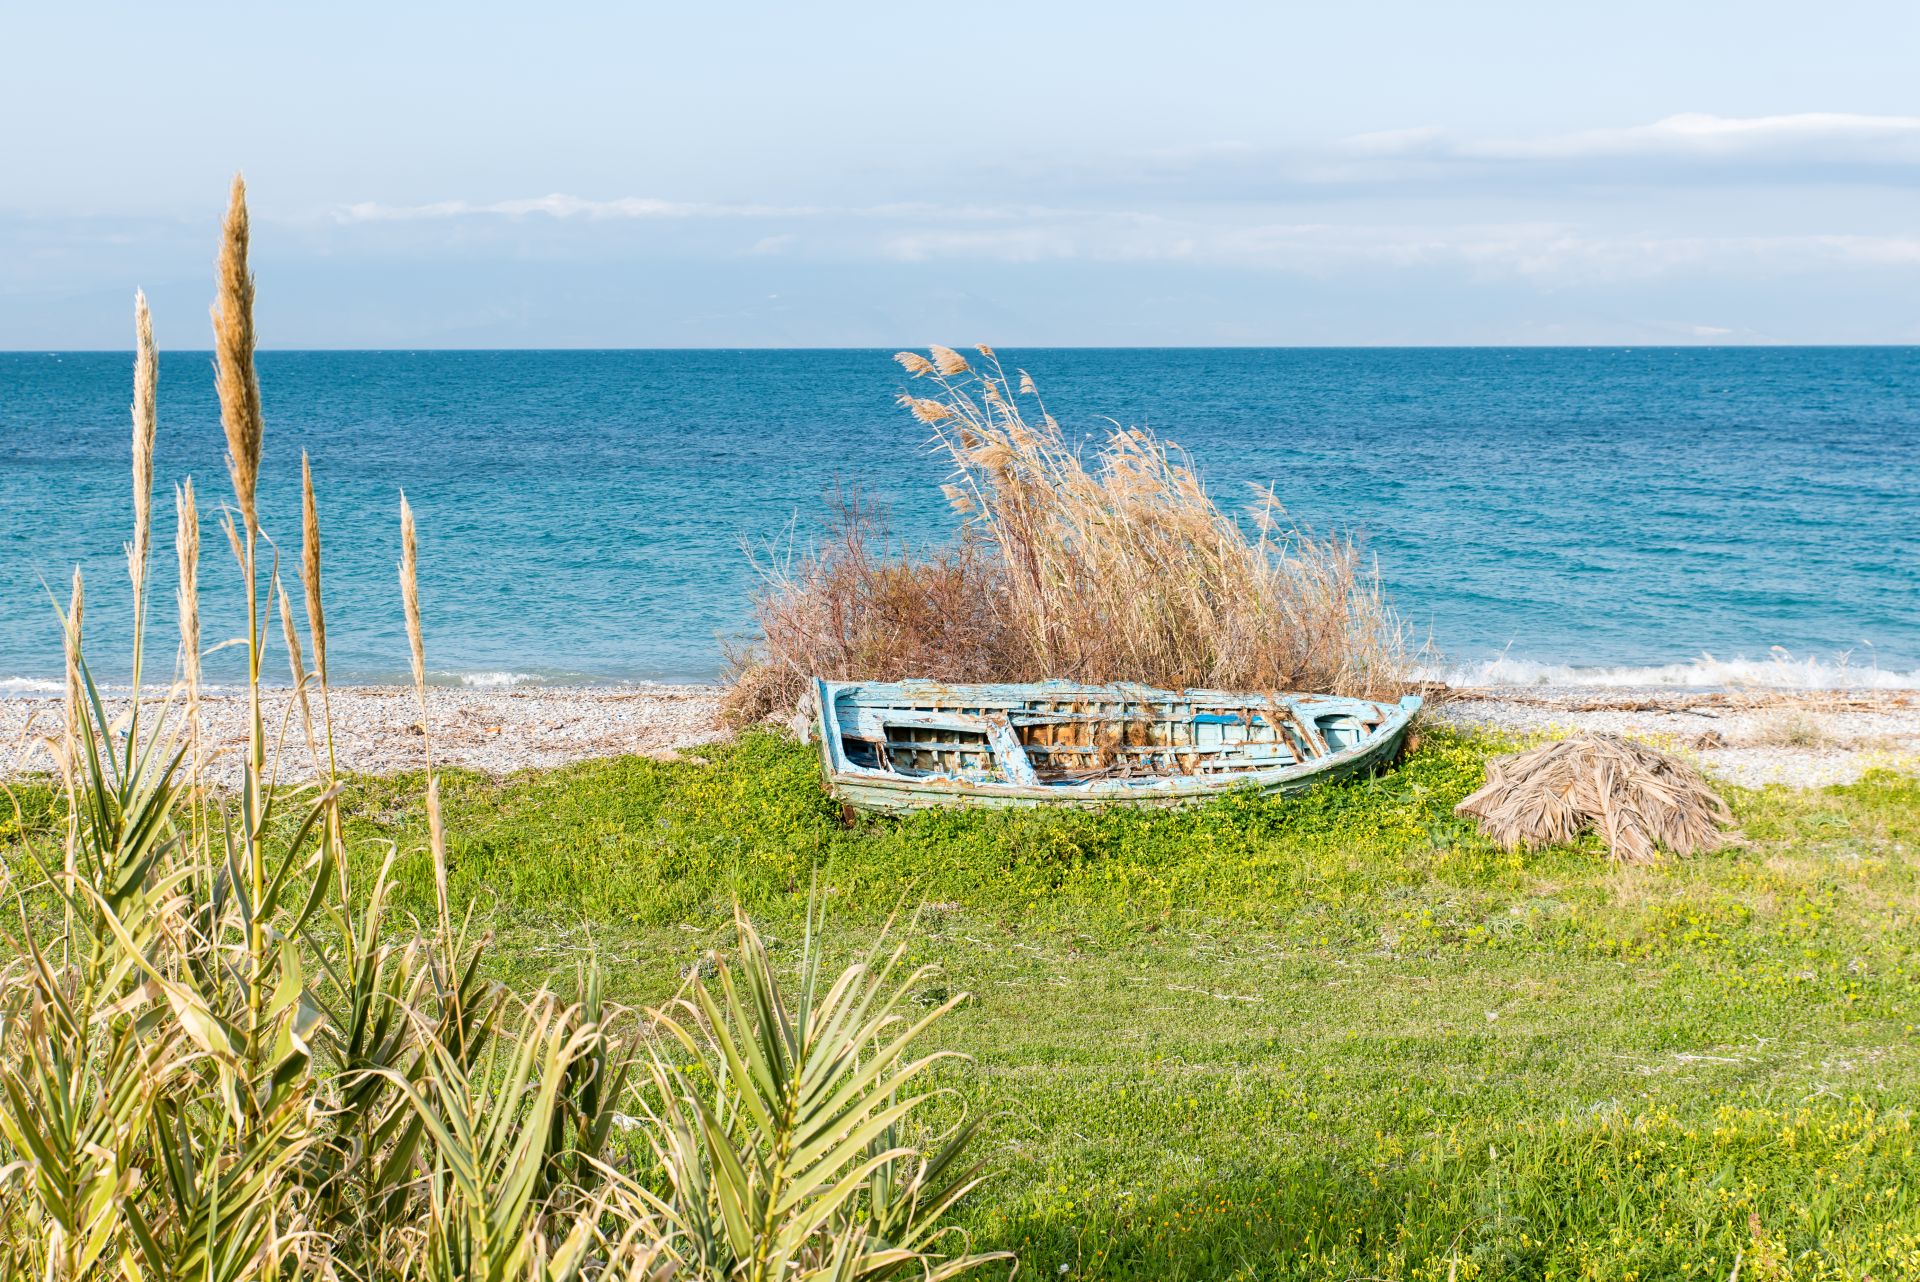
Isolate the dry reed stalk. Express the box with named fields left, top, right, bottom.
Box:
left=210, top=174, right=275, bottom=1049
left=1453, top=734, right=1732, bottom=864
left=60, top=568, right=83, bottom=947
left=399, top=493, right=427, bottom=709
left=425, top=774, right=453, bottom=944
left=174, top=479, right=205, bottom=858
left=398, top=492, right=452, bottom=943
left=61, top=569, right=84, bottom=761
left=128, top=291, right=157, bottom=617
left=300, top=452, right=327, bottom=685
left=212, top=174, right=263, bottom=535
left=175, top=480, right=200, bottom=752
left=300, top=452, right=340, bottom=788
left=276, top=576, right=319, bottom=768
left=121, top=291, right=159, bottom=752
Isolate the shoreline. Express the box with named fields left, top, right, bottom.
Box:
left=4, top=683, right=1916, bottom=790
left=1434, top=685, right=1920, bottom=788
left=0, top=684, right=726, bottom=786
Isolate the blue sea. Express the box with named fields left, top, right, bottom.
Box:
left=2, top=348, right=1916, bottom=692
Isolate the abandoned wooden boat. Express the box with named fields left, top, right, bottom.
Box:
left=813, top=678, right=1422, bottom=814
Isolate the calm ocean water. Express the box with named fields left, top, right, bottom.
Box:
left=2, top=348, right=1916, bottom=691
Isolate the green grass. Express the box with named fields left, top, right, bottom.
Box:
left=9, top=730, right=1919, bottom=1278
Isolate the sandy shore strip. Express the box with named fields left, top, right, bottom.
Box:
left=3, top=683, right=1916, bottom=790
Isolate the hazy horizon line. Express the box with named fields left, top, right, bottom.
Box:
left=10, top=342, right=1920, bottom=355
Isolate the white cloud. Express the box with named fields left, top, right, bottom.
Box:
left=320, top=184, right=1920, bottom=284
left=1340, top=112, right=1920, bottom=165
left=315, top=111, right=1920, bottom=291
left=334, top=195, right=1087, bottom=225
left=873, top=217, right=1920, bottom=284
left=337, top=194, right=825, bottom=222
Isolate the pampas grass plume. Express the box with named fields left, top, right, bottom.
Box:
left=399, top=493, right=426, bottom=699
left=129, top=291, right=157, bottom=599
left=175, top=479, right=201, bottom=756
left=301, top=452, right=327, bottom=684
left=899, top=394, right=952, bottom=425
left=929, top=345, right=970, bottom=376
left=212, top=174, right=264, bottom=532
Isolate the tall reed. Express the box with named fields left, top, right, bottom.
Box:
left=0, top=180, right=1000, bottom=1282
left=728, top=346, right=1415, bottom=722
left=175, top=478, right=202, bottom=818
left=127, top=290, right=157, bottom=717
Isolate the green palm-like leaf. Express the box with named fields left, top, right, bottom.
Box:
left=639, top=908, right=1008, bottom=1282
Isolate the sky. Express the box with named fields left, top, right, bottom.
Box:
left=4, top=0, right=1918, bottom=347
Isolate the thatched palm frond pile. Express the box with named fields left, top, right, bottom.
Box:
left=1454, top=734, right=1732, bottom=864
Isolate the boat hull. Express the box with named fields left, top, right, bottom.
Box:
left=814, top=679, right=1421, bottom=815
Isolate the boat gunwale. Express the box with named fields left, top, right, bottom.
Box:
left=814, top=678, right=1421, bottom=804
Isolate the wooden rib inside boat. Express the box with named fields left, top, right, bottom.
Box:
left=814, top=678, right=1422, bottom=813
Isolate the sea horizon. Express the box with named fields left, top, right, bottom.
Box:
left=11, top=343, right=1920, bottom=354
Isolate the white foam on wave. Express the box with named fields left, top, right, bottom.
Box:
left=0, top=676, right=64, bottom=695
left=453, top=671, right=544, bottom=689
left=1437, top=649, right=1920, bottom=690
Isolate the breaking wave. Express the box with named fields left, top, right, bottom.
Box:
left=453, top=671, right=544, bottom=688
left=1437, top=650, right=1920, bottom=690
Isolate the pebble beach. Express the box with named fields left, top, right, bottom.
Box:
left=4, top=682, right=1916, bottom=791
left=0, top=684, right=726, bottom=787
left=1434, top=685, right=1920, bottom=788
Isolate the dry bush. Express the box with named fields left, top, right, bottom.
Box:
left=723, top=495, right=1018, bottom=723
left=729, top=345, right=1414, bottom=723
left=1747, top=709, right=1832, bottom=749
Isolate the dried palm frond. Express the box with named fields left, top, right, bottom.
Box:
left=1454, top=734, right=1731, bottom=864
